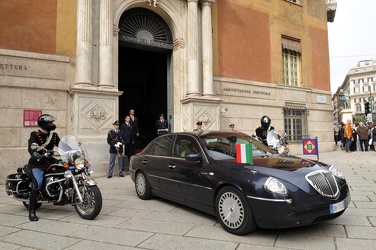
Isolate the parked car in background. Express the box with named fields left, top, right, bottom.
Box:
left=130, top=131, right=350, bottom=235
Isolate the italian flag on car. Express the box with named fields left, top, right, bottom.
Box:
left=236, top=143, right=253, bottom=164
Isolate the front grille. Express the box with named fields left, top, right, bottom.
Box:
left=305, top=170, right=339, bottom=198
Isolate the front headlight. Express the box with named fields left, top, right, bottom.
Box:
left=64, top=170, right=73, bottom=178
left=329, top=165, right=344, bottom=179
left=75, top=159, right=85, bottom=170
left=265, top=177, right=288, bottom=195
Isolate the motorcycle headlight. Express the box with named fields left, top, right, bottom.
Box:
left=265, top=177, right=288, bottom=195
left=329, top=165, right=344, bottom=179
left=75, top=159, right=85, bottom=170
left=64, top=170, right=73, bottom=178
left=277, top=146, right=285, bottom=154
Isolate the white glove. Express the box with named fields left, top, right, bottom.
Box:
left=115, top=142, right=122, bottom=148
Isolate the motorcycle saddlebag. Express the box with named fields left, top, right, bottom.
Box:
left=5, top=173, right=29, bottom=197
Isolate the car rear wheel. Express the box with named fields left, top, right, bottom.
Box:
left=215, top=186, right=257, bottom=235
left=135, top=171, right=153, bottom=200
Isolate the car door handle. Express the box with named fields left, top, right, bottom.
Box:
left=142, top=160, right=148, bottom=164
left=168, top=165, right=176, bottom=169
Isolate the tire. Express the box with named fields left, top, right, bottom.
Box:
left=215, top=186, right=257, bottom=235
left=74, top=185, right=102, bottom=220
left=22, top=201, right=42, bottom=210
left=135, top=171, right=153, bottom=200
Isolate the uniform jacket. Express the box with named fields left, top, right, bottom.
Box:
left=28, top=130, right=60, bottom=170
left=107, top=129, right=125, bottom=154
left=156, top=119, right=168, bottom=130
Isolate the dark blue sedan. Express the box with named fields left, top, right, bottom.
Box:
left=130, top=131, right=350, bottom=235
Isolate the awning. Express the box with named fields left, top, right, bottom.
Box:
left=282, top=38, right=301, bottom=53
left=284, top=105, right=307, bottom=111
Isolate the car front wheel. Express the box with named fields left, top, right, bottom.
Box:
left=215, top=186, right=257, bottom=235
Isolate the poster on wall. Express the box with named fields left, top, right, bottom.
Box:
left=23, top=110, right=42, bottom=127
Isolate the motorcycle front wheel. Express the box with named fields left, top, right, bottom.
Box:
left=73, top=185, right=102, bottom=220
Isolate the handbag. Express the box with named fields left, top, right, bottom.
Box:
left=369, top=138, right=373, bottom=146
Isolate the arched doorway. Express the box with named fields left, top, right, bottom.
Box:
left=118, top=8, right=173, bottom=149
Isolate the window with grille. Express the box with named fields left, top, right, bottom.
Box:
left=356, top=105, right=362, bottom=113
left=282, top=37, right=301, bottom=87
left=284, top=106, right=308, bottom=142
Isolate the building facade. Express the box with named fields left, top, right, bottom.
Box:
left=0, top=0, right=336, bottom=182
left=333, top=59, right=376, bottom=124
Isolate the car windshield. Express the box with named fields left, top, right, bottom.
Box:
left=200, top=133, right=273, bottom=160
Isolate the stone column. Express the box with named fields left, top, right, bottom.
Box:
left=201, top=0, right=215, bottom=97
left=99, top=0, right=113, bottom=88
left=187, top=0, right=200, bottom=96
left=75, top=0, right=93, bottom=86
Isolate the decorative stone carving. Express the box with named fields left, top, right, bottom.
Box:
left=80, top=98, right=114, bottom=131
left=89, top=105, right=107, bottom=122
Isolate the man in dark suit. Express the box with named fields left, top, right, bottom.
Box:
left=120, top=115, right=134, bottom=173
left=129, top=109, right=139, bottom=139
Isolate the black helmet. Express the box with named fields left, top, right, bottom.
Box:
left=260, top=115, right=271, bottom=129
left=38, top=114, right=56, bottom=131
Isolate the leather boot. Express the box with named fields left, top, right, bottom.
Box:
left=29, top=188, right=39, bottom=221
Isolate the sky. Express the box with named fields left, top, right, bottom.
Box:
left=328, top=0, right=376, bottom=94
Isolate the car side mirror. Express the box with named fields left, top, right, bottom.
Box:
left=186, top=153, right=202, bottom=161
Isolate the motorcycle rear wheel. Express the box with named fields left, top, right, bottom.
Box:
left=73, top=185, right=102, bottom=220
left=22, top=201, right=42, bottom=210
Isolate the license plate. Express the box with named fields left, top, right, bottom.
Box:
left=329, top=200, right=347, bottom=214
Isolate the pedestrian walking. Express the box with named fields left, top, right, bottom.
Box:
left=334, top=123, right=340, bottom=145
left=339, top=122, right=345, bottom=150
left=344, top=119, right=353, bottom=153
left=357, top=122, right=369, bottom=151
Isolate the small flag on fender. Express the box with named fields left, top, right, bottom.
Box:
left=236, top=143, right=253, bottom=164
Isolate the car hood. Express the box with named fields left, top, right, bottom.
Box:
left=216, top=154, right=333, bottom=191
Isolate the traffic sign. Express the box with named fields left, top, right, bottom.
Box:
left=302, top=138, right=318, bottom=155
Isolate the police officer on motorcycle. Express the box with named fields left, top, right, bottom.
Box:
left=255, top=115, right=275, bottom=146
left=27, top=114, right=61, bottom=221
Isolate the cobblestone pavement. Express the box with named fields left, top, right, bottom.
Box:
left=1, top=146, right=375, bottom=249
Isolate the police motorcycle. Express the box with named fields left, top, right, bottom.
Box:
left=252, top=129, right=290, bottom=155
left=266, top=129, right=290, bottom=156
left=5, top=135, right=102, bottom=220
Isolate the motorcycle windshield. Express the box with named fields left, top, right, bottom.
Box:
left=58, top=135, right=88, bottom=163
left=267, top=130, right=281, bottom=148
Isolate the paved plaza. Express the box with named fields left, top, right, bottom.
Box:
left=1, top=147, right=375, bottom=249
